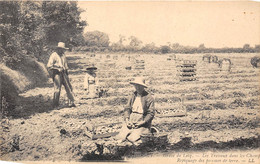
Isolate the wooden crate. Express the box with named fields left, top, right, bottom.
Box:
left=157, top=108, right=187, bottom=118
left=135, top=64, right=145, bottom=70
left=136, top=60, right=145, bottom=64
left=179, top=77, right=197, bottom=81
left=177, top=60, right=197, bottom=81
left=85, top=122, right=122, bottom=140
left=177, top=68, right=197, bottom=72
left=157, top=94, right=186, bottom=118
left=177, top=72, right=197, bottom=76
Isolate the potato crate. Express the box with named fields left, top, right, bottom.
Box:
left=176, top=60, right=197, bottom=81
left=135, top=60, right=145, bottom=70
left=157, top=108, right=186, bottom=118
left=135, top=59, right=145, bottom=64
left=135, top=65, right=145, bottom=70
left=85, top=122, right=123, bottom=140
left=157, top=94, right=186, bottom=118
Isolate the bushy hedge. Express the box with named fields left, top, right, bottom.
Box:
left=74, top=44, right=260, bottom=54
left=0, top=1, right=86, bottom=67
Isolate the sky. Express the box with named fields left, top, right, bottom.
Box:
left=78, top=1, right=260, bottom=48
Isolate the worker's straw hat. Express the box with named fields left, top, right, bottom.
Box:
left=130, top=77, right=148, bottom=88
left=56, top=42, right=69, bottom=50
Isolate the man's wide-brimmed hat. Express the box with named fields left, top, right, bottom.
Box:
left=130, top=77, right=148, bottom=88
left=56, top=42, right=69, bottom=50
left=86, top=64, right=97, bottom=71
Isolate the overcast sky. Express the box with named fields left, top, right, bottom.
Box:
left=78, top=1, right=260, bottom=48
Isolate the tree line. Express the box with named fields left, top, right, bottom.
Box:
left=0, top=1, right=86, bottom=69
left=76, top=31, right=260, bottom=54
left=1, top=0, right=259, bottom=70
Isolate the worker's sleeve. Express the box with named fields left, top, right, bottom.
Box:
left=84, top=74, right=89, bottom=89
left=143, top=96, right=155, bottom=123
left=124, top=95, right=133, bottom=121
left=47, top=53, right=55, bottom=69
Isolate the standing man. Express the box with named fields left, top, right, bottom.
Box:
left=47, top=42, right=76, bottom=108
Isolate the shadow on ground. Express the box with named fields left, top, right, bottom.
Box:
left=5, top=95, right=53, bottom=119
left=3, top=84, right=62, bottom=119
left=80, top=136, right=260, bottom=161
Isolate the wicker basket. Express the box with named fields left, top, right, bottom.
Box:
left=153, top=133, right=168, bottom=145
left=140, top=127, right=168, bottom=146
left=140, top=134, right=154, bottom=143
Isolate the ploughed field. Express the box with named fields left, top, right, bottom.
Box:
left=1, top=52, right=259, bottom=161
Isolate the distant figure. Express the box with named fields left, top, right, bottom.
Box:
left=202, top=54, right=212, bottom=63
left=116, top=77, right=155, bottom=145
left=218, top=58, right=232, bottom=72
left=84, top=64, right=99, bottom=99
left=211, top=55, right=218, bottom=63
left=251, top=56, right=260, bottom=68
left=47, top=42, right=76, bottom=108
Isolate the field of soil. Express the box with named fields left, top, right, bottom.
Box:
left=1, top=52, right=259, bottom=161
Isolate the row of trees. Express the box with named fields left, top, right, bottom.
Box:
left=1, top=0, right=258, bottom=66
left=77, top=31, right=260, bottom=54
left=157, top=43, right=260, bottom=54
left=0, top=1, right=86, bottom=68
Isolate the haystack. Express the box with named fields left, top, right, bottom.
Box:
left=14, top=57, right=49, bottom=88
left=0, top=64, right=30, bottom=111
left=0, top=58, right=49, bottom=113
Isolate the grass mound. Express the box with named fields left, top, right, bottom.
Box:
left=0, top=58, right=49, bottom=116
left=13, top=57, right=49, bottom=88
left=0, top=64, right=30, bottom=115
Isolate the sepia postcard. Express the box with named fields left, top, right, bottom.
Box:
left=0, top=1, right=259, bottom=164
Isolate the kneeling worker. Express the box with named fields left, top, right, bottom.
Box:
left=117, top=77, right=155, bottom=145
